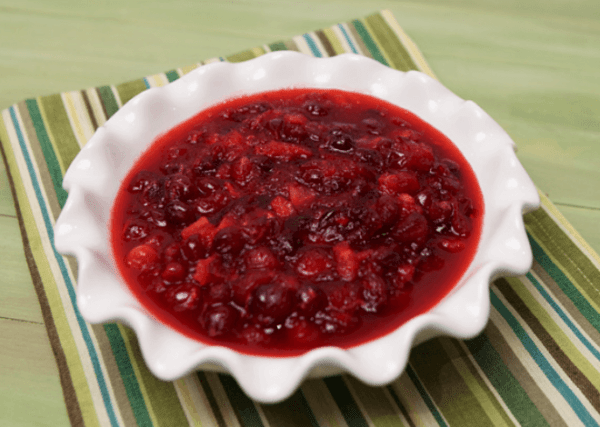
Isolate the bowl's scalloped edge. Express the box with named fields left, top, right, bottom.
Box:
left=54, top=51, right=540, bottom=404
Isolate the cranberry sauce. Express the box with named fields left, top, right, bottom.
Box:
left=111, top=88, right=484, bottom=356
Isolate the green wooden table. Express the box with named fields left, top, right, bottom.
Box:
left=1, top=1, right=599, bottom=425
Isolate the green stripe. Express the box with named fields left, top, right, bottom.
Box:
left=165, top=70, right=180, bottom=83
left=410, top=339, right=494, bottom=426
left=344, top=376, right=408, bottom=427
left=526, top=221, right=600, bottom=333
left=364, top=14, right=418, bottom=71
left=37, top=95, right=82, bottom=171
left=97, top=86, right=120, bottom=118
left=268, top=41, right=288, bottom=51
left=120, top=327, right=189, bottom=427
left=218, top=374, right=265, bottom=427
left=350, top=19, right=389, bottom=66
left=465, top=331, right=549, bottom=426
left=260, top=389, right=321, bottom=427
left=115, top=79, right=148, bottom=107
left=526, top=208, right=600, bottom=308
left=385, top=386, right=416, bottom=427
left=24, top=99, right=69, bottom=207
left=103, top=324, right=153, bottom=426
left=443, top=339, right=516, bottom=426
left=227, top=49, right=258, bottom=63
left=196, top=372, right=228, bottom=427
left=505, top=275, right=600, bottom=392
left=323, top=376, right=369, bottom=427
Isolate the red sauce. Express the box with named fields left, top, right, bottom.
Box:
left=111, top=88, right=484, bottom=356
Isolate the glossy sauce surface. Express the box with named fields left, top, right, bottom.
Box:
left=111, top=88, right=484, bottom=356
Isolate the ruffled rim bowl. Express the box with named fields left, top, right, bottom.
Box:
left=54, top=51, right=540, bottom=403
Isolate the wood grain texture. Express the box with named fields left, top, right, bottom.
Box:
left=0, top=0, right=598, bottom=425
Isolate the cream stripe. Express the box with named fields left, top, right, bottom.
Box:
left=300, top=379, right=347, bottom=427
left=497, top=289, right=600, bottom=420
left=389, top=373, right=440, bottom=427
left=342, top=377, right=403, bottom=427
left=539, top=192, right=600, bottom=268
left=175, top=376, right=220, bottom=427
left=9, top=106, right=56, bottom=222
left=340, top=378, right=376, bottom=427
left=84, top=88, right=108, bottom=128
left=61, top=92, right=96, bottom=148
left=262, top=44, right=272, bottom=53
left=145, top=73, right=170, bottom=88
left=456, top=340, right=521, bottom=426
left=253, top=401, right=271, bottom=427
left=525, top=271, right=600, bottom=373
left=490, top=295, right=586, bottom=427
left=306, top=32, right=331, bottom=57
left=204, top=373, right=242, bottom=427
left=529, top=212, right=600, bottom=314
left=203, top=57, right=222, bottom=65
left=14, top=105, right=129, bottom=426
left=380, top=10, right=437, bottom=79
left=330, top=25, right=355, bottom=54
left=440, top=339, right=514, bottom=427
left=380, top=386, right=413, bottom=427
left=339, top=23, right=366, bottom=56
left=173, top=379, right=202, bottom=426
left=15, top=109, right=116, bottom=426
left=3, top=108, right=109, bottom=427
left=116, top=324, right=163, bottom=426
left=110, top=86, right=124, bottom=108
left=291, top=35, right=316, bottom=56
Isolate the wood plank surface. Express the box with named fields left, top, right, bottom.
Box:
left=0, top=0, right=598, bottom=425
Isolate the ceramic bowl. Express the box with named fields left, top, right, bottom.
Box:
left=54, top=51, right=540, bottom=403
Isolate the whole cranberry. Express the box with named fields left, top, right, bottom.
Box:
left=127, top=171, right=159, bottom=193
left=199, top=304, right=238, bottom=337
left=181, top=235, right=208, bottom=261
left=164, top=174, right=197, bottom=201
left=212, top=226, right=246, bottom=256
left=122, top=219, right=149, bottom=242
left=165, top=200, right=194, bottom=225
left=296, top=285, right=327, bottom=316
left=250, top=283, right=294, bottom=324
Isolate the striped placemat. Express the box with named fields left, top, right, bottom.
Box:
left=2, top=9, right=600, bottom=427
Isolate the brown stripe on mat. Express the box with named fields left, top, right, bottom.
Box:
left=90, top=323, right=138, bottom=427
left=495, top=278, right=600, bottom=413
left=386, top=384, right=417, bottom=427
left=197, top=371, right=228, bottom=427
left=94, top=87, right=112, bottom=122
left=0, top=140, right=85, bottom=427
left=15, top=101, right=62, bottom=221
left=531, top=261, right=600, bottom=349
left=314, top=30, right=336, bottom=57
left=80, top=90, right=99, bottom=132
left=486, top=305, right=571, bottom=427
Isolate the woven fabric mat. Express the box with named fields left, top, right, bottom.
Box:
left=2, top=9, right=600, bottom=427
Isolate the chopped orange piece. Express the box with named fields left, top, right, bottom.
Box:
left=181, top=217, right=216, bottom=242
left=270, top=196, right=295, bottom=218
left=333, top=241, right=359, bottom=281
left=288, top=184, right=316, bottom=208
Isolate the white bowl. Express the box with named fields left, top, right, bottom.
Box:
left=54, top=51, right=540, bottom=403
